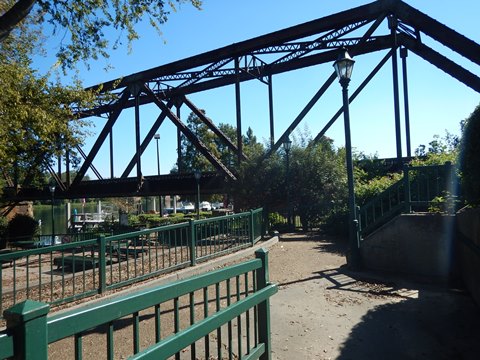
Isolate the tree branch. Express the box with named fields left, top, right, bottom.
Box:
left=0, top=0, right=37, bottom=41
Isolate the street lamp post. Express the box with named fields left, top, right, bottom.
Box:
left=154, top=133, right=162, bottom=214
left=49, top=185, right=56, bottom=243
left=194, top=170, right=201, bottom=220
left=333, top=48, right=360, bottom=269
left=283, top=137, right=292, bottom=231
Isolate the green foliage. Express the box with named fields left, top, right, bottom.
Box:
left=428, top=191, right=461, bottom=214
left=460, top=104, right=480, bottom=206
left=355, top=172, right=403, bottom=206
left=230, top=151, right=284, bottom=212
left=290, top=138, right=347, bottom=231
left=322, top=206, right=349, bottom=237
left=175, top=111, right=264, bottom=174
left=1, top=0, right=202, bottom=70
left=7, top=214, right=40, bottom=241
left=268, top=212, right=286, bottom=232
left=128, top=212, right=211, bottom=228
left=0, top=216, right=8, bottom=249
left=0, top=19, right=96, bottom=190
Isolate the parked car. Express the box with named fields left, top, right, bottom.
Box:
left=178, top=202, right=195, bottom=213
left=200, top=201, right=212, bottom=211
left=211, top=202, right=224, bottom=210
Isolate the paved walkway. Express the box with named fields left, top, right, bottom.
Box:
left=268, top=235, right=480, bottom=360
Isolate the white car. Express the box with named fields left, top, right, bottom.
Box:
left=200, top=201, right=212, bottom=211
left=211, top=202, right=224, bottom=210
left=178, top=202, right=195, bottom=213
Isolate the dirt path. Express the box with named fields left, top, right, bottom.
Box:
left=269, top=234, right=480, bottom=360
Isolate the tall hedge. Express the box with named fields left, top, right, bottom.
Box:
left=460, top=104, right=480, bottom=206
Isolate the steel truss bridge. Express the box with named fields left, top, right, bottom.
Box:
left=4, top=0, right=480, bottom=201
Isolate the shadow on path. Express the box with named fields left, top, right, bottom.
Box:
left=317, top=267, right=480, bottom=360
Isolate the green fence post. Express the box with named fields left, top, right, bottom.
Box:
left=444, top=161, right=454, bottom=214
left=189, top=219, right=196, bottom=266
left=4, top=300, right=50, bottom=360
left=99, top=235, right=106, bottom=293
left=262, top=206, right=268, bottom=237
left=403, top=165, right=411, bottom=213
left=250, top=210, right=255, bottom=245
left=255, top=248, right=272, bottom=360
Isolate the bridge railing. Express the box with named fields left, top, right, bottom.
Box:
left=0, top=248, right=277, bottom=360
left=0, top=208, right=264, bottom=320
left=358, top=163, right=456, bottom=237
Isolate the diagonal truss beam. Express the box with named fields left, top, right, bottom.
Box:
left=142, top=85, right=237, bottom=180
left=71, top=88, right=132, bottom=186
left=399, top=34, right=480, bottom=93
left=76, top=145, right=103, bottom=180
left=182, top=96, right=248, bottom=162
left=390, top=0, right=480, bottom=66
left=121, top=98, right=176, bottom=178
left=313, top=49, right=394, bottom=144
left=263, top=13, right=387, bottom=159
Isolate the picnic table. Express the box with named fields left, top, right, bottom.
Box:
left=53, top=255, right=100, bottom=271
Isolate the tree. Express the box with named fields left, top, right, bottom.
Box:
left=0, top=24, right=95, bottom=190
left=0, top=0, right=202, bottom=70
left=460, top=104, right=480, bottom=205
left=0, top=0, right=201, bottom=193
left=175, top=111, right=264, bottom=174
left=289, top=137, right=347, bottom=230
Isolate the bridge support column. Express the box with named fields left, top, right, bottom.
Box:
left=235, top=57, right=243, bottom=166
left=268, top=75, right=275, bottom=147
left=401, top=47, right=412, bottom=158
left=389, top=16, right=403, bottom=166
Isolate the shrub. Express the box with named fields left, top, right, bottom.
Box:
left=460, top=104, right=480, bottom=206
left=7, top=214, right=40, bottom=242
left=0, top=216, right=8, bottom=249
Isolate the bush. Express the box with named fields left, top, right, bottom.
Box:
left=460, top=104, right=480, bottom=206
left=7, top=214, right=40, bottom=242
left=0, top=216, right=8, bottom=249
left=268, top=212, right=286, bottom=231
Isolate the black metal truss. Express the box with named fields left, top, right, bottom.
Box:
left=5, top=0, right=480, bottom=201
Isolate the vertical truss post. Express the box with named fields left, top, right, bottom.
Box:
left=133, top=86, right=142, bottom=180
left=109, top=128, right=114, bottom=178
left=389, top=16, right=403, bottom=165
left=400, top=47, right=412, bottom=158
left=176, top=103, right=183, bottom=172
left=57, top=154, right=61, bottom=180
left=235, top=57, right=243, bottom=166
left=65, top=150, right=70, bottom=186
left=268, top=74, right=275, bottom=147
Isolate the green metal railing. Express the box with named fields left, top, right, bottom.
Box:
left=359, top=163, right=456, bottom=237
left=0, top=209, right=264, bottom=319
left=0, top=249, right=277, bottom=360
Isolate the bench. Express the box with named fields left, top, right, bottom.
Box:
left=53, top=255, right=100, bottom=271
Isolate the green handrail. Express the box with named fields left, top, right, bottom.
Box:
left=1, top=208, right=265, bottom=319
left=0, top=248, right=277, bottom=360
left=359, top=163, right=456, bottom=238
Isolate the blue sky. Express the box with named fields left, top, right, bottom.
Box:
left=36, top=0, right=480, bottom=178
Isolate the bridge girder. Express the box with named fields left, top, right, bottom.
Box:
left=4, top=0, right=480, bottom=201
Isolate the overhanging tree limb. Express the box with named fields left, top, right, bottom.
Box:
left=0, top=0, right=36, bottom=41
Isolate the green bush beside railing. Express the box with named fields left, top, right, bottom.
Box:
left=359, top=163, right=456, bottom=237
